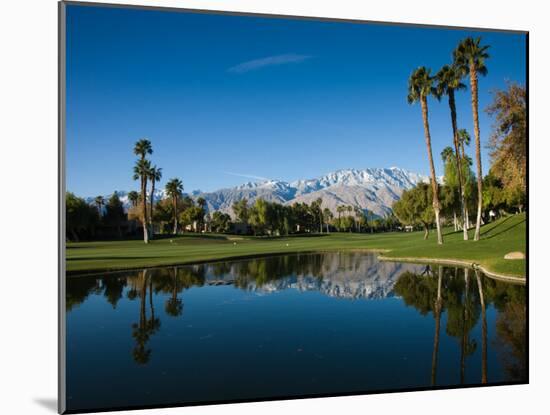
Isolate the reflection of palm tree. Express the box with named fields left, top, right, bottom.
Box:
left=132, top=271, right=151, bottom=364
left=431, top=266, right=443, bottom=385
left=460, top=269, right=469, bottom=383
left=131, top=270, right=160, bottom=364
left=165, top=267, right=183, bottom=317
left=475, top=270, right=487, bottom=383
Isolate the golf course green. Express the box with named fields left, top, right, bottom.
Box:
left=66, top=213, right=526, bottom=278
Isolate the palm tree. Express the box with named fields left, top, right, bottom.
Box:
left=127, top=191, right=139, bottom=208
left=336, top=206, right=344, bottom=231
left=133, top=139, right=152, bottom=160
left=148, top=165, right=162, bottom=237
left=165, top=178, right=184, bottom=235
left=94, top=195, right=104, bottom=218
left=407, top=67, right=443, bottom=244
left=346, top=206, right=353, bottom=232
left=454, top=37, right=490, bottom=241
left=323, top=208, right=333, bottom=233
left=435, top=64, right=468, bottom=240
left=196, top=197, right=207, bottom=232
left=458, top=129, right=472, bottom=228
left=457, top=128, right=471, bottom=161
left=133, top=159, right=151, bottom=243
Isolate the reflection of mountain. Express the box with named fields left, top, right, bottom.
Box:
left=202, top=253, right=426, bottom=299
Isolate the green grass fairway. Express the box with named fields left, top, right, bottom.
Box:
left=67, top=213, right=526, bottom=278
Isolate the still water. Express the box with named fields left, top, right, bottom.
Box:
left=66, top=252, right=526, bottom=412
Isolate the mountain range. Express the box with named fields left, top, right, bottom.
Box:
left=195, top=167, right=429, bottom=217
left=89, top=167, right=430, bottom=218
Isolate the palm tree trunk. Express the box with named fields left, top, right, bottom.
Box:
left=141, top=177, right=149, bottom=244
left=149, top=181, right=155, bottom=239
left=172, top=195, right=178, bottom=235
left=421, top=97, right=443, bottom=244
left=469, top=65, right=484, bottom=241
left=448, top=91, right=468, bottom=240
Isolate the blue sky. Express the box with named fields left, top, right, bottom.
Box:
left=66, top=5, right=526, bottom=196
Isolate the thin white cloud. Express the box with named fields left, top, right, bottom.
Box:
left=227, top=54, right=312, bottom=73
left=224, top=171, right=270, bottom=181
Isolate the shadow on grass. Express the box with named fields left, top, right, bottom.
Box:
left=481, top=217, right=525, bottom=240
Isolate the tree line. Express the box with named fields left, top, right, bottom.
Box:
left=405, top=36, right=526, bottom=243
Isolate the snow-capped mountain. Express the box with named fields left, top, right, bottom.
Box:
left=196, top=167, right=429, bottom=217
left=88, top=167, right=430, bottom=217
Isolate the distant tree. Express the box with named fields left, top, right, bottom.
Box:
left=104, top=191, right=126, bottom=237
left=323, top=208, right=333, bottom=233
left=196, top=197, right=207, bottom=232
left=127, top=191, right=139, bottom=208
left=486, top=82, right=526, bottom=212
left=454, top=37, right=490, bottom=240
left=211, top=211, right=232, bottom=233
left=232, top=199, right=250, bottom=224
left=408, top=66, right=443, bottom=244
left=249, top=198, right=268, bottom=235
left=336, top=206, right=345, bottom=231
left=94, top=195, right=105, bottom=219
left=310, top=198, right=323, bottom=233
left=393, top=183, right=435, bottom=239
left=66, top=192, right=96, bottom=241
left=165, top=178, right=184, bottom=234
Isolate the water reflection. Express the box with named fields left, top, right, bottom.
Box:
left=66, top=252, right=526, bottom=411
left=394, top=266, right=526, bottom=384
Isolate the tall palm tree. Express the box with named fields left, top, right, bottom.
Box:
left=94, top=195, right=104, bottom=218
left=458, top=129, right=472, bottom=228
left=408, top=67, right=443, bottom=244
left=132, top=139, right=153, bottom=244
left=127, top=191, right=139, bottom=208
left=165, top=178, right=184, bottom=235
left=454, top=37, right=490, bottom=241
left=148, top=165, right=162, bottom=237
left=435, top=64, right=468, bottom=240
left=133, top=159, right=152, bottom=243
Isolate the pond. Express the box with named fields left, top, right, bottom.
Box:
left=65, top=252, right=526, bottom=412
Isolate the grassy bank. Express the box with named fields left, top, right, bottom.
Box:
left=66, top=213, right=526, bottom=278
